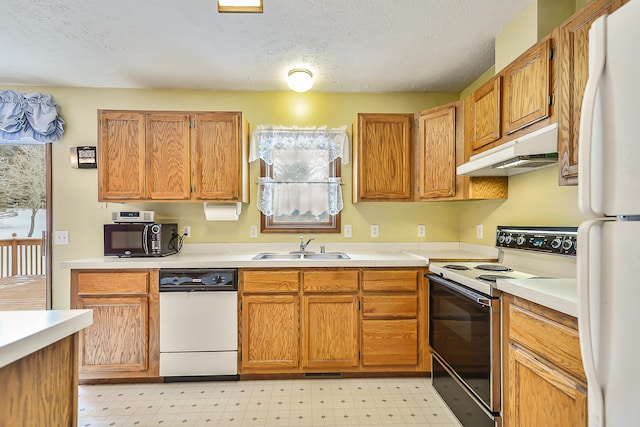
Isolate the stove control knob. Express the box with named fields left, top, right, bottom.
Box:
left=562, top=239, right=574, bottom=251
left=551, top=238, right=562, bottom=249
left=505, top=235, right=513, bottom=244
left=498, top=234, right=506, bottom=244
left=516, top=236, right=526, bottom=245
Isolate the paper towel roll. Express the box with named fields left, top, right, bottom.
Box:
left=203, top=203, right=242, bottom=221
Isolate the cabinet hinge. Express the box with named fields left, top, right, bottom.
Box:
left=548, top=93, right=555, bottom=106
left=549, top=46, right=555, bottom=60
left=357, top=300, right=360, bottom=310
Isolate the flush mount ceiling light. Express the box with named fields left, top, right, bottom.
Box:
left=287, top=69, right=314, bottom=92
left=217, top=0, right=263, bottom=13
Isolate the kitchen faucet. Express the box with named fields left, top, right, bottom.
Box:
left=299, top=235, right=314, bottom=253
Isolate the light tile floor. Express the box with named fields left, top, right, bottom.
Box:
left=78, top=377, right=463, bottom=426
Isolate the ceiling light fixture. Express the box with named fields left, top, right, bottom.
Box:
left=217, top=0, right=263, bottom=13
left=287, top=69, right=314, bottom=93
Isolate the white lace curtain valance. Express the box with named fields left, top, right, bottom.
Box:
left=0, top=90, right=65, bottom=144
left=250, top=125, right=349, bottom=218
left=249, top=125, right=349, bottom=165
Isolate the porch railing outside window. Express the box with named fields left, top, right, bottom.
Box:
left=0, top=236, right=44, bottom=277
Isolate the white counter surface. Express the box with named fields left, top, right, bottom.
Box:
left=0, top=309, right=93, bottom=369
left=496, top=278, right=578, bottom=317
left=60, top=242, right=499, bottom=269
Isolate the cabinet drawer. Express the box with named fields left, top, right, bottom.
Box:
left=302, top=271, right=358, bottom=292
left=362, top=295, right=417, bottom=318
left=242, top=270, right=299, bottom=293
left=362, top=270, right=418, bottom=292
left=77, top=271, right=149, bottom=295
left=362, top=319, right=418, bottom=366
left=509, top=302, right=585, bottom=380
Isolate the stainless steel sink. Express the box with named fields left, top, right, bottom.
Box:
left=252, top=252, right=350, bottom=260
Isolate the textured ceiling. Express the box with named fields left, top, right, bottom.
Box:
left=2, top=0, right=530, bottom=93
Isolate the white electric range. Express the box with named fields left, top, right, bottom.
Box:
left=427, top=226, right=577, bottom=427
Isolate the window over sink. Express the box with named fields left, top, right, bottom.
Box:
left=249, top=125, right=349, bottom=233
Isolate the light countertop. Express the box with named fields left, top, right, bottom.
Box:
left=0, top=309, right=93, bottom=369
left=496, top=278, right=578, bottom=317
left=60, top=242, right=500, bottom=270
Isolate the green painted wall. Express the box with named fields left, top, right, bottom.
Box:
left=2, top=86, right=463, bottom=308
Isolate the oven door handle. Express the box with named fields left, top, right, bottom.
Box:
left=427, top=274, right=496, bottom=307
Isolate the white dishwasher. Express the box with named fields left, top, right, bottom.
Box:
left=159, top=269, right=238, bottom=381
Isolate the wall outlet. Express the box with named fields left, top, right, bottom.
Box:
left=249, top=225, right=258, bottom=239
left=371, top=224, right=379, bottom=238
left=476, top=224, right=484, bottom=240
left=182, top=226, right=191, bottom=238
left=418, top=224, right=426, bottom=238
left=55, top=230, right=69, bottom=245
left=344, top=224, right=352, bottom=238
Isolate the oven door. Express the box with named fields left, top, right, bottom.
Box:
left=428, top=274, right=501, bottom=413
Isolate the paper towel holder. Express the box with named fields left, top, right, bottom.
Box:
left=203, top=202, right=243, bottom=221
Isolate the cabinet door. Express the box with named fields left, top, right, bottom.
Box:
left=416, top=105, right=456, bottom=199
left=507, top=344, right=587, bottom=427
left=241, top=295, right=300, bottom=372
left=76, top=295, right=150, bottom=376
left=98, top=111, right=146, bottom=200
left=558, top=0, right=628, bottom=185
left=353, top=113, right=413, bottom=201
left=191, top=112, right=244, bottom=201
left=503, top=38, right=553, bottom=135
left=302, top=294, right=359, bottom=369
left=145, top=113, right=191, bottom=200
left=470, top=76, right=502, bottom=152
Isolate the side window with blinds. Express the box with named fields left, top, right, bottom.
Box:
left=249, top=126, right=349, bottom=233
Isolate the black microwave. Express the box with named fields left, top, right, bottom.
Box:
left=104, top=223, right=180, bottom=257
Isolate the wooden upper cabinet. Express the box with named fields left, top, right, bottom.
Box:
left=502, top=37, right=553, bottom=135
left=146, top=113, right=191, bottom=200
left=191, top=112, right=248, bottom=201
left=98, top=110, right=248, bottom=202
left=558, top=0, right=628, bottom=186
left=416, top=104, right=456, bottom=199
left=98, top=112, right=146, bottom=200
left=353, top=113, right=413, bottom=202
left=470, top=76, right=502, bottom=152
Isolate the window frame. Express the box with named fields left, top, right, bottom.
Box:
left=259, top=158, right=341, bottom=234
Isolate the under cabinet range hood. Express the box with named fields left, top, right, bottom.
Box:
left=457, top=123, right=559, bottom=177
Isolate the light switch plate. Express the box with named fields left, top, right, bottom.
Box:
left=344, top=224, right=352, bottom=238
left=55, top=230, right=69, bottom=245
left=476, top=224, right=484, bottom=239
left=249, top=225, right=258, bottom=239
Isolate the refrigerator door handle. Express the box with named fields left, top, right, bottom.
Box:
left=578, top=16, right=607, bottom=218
left=578, top=220, right=605, bottom=427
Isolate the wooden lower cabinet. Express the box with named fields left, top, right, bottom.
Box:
left=241, top=294, right=300, bottom=371
left=239, top=267, right=426, bottom=375
left=503, top=294, right=587, bottom=427
left=302, top=294, right=359, bottom=369
left=1, top=335, right=79, bottom=426
left=71, top=269, right=159, bottom=382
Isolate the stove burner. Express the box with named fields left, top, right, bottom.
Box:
left=443, top=264, right=470, bottom=271
left=477, top=274, right=516, bottom=282
left=476, top=264, right=512, bottom=272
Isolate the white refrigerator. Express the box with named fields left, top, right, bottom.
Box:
left=577, top=1, right=640, bottom=427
